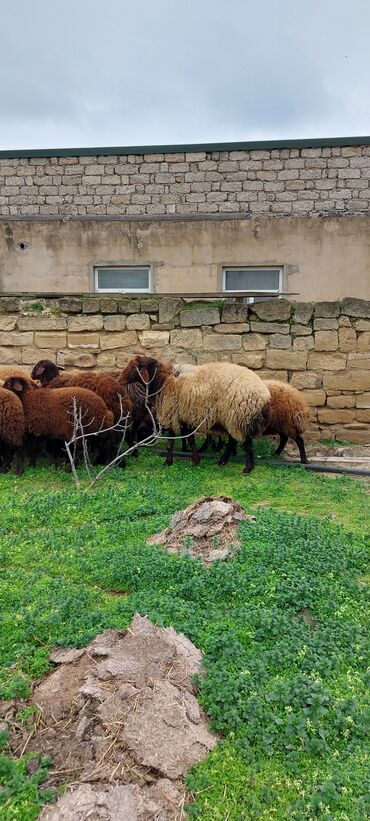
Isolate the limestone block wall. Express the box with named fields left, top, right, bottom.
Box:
left=0, top=295, right=369, bottom=442
left=1, top=144, right=370, bottom=218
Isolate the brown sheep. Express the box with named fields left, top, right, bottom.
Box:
left=31, top=360, right=132, bottom=425
left=3, top=376, right=115, bottom=468
left=0, top=387, right=26, bottom=475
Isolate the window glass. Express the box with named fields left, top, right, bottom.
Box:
left=96, top=267, right=150, bottom=291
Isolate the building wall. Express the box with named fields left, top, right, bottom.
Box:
left=0, top=215, right=370, bottom=301
left=0, top=295, right=369, bottom=443
left=0, top=140, right=370, bottom=299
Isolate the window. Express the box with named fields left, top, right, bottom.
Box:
left=222, top=267, right=282, bottom=303
left=95, top=266, right=151, bottom=293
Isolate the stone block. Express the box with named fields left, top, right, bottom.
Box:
left=221, top=303, right=249, bottom=323
left=202, top=333, right=242, bottom=351
left=314, top=301, right=340, bottom=318
left=355, top=393, right=370, bottom=408
left=180, top=308, right=220, bottom=327
left=291, top=324, right=312, bottom=336
left=347, top=353, right=370, bottom=369
left=259, top=370, right=288, bottom=382
left=341, top=298, right=370, bottom=318
left=265, top=350, right=308, bottom=370
left=293, top=302, right=314, bottom=324
left=314, top=330, right=338, bottom=351
left=0, top=297, right=20, bottom=313
left=355, top=320, right=370, bottom=331
left=158, top=298, right=183, bottom=324
left=117, top=298, right=141, bottom=314
left=68, top=333, right=100, bottom=349
left=140, top=299, right=159, bottom=313
left=293, top=336, right=314, bottom=351
left=251, top=298, right=292, bottom=322
left=356, top=409, right=370, bottom=423
left=214, top=323, right=249, bottom=333
left=250, top=322, right=290, bottom=334
left=126, top=313, right=150, bottom=330
left=58, top=351, right=96, bottom=368
left=338, top=327, right=357, bottom=352
left=357, top=332, right=370, bottom=352
left=0, top=316, right=17, bottom=331
left=269, top=333, right=292, bottom=349
left=307, top=352, right=346, bottom=371
left=100, top=331, right=138, bottom=350
left=103, top=316, right=127, bottom=331
left=291, top=371, right=322, bottom=389
left=139, top=331, right=170, bottom=347
left=18, top=315, right=68, bottom=331
left=82, top=298, right=100, bottom=313
left=96, top=352, right=117, bottom=367
left=232, top=352, right=265, bottom=368
left=170, top=329, right=202, bottom=348
left=327, top=395, right=355, bottom=408
left=100, top=298, right=118, bottom=313
left=0, top=346, right=21, bottom=364
left=323, top=371, right=370, bottom=391
left=21, top=347, right=56, bottom=364
left=318, top=408, right=354, bottom=424
left=302, top=390, right=326, bottom=406
left=34, top=332, right=67, bottom=349
left=68, top=315, right=103, bottom=332
left=58, top=297, right=82, bottom=313
left=0, top=331, right=33, bottom=346
left=242, top=333, right=267, bottom=350
left=331, top=426, right=370, bottom=443
left=313, top=319, right=339, bottom=330
left=338, top=316, right=351, bottom=327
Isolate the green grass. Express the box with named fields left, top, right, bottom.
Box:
left=0, top=449, right=369, bottom=820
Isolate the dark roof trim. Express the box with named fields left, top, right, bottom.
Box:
left=1, top=136, right=370, bottom=159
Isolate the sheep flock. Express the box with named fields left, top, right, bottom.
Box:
left=0, top=355, right=309, bottom=477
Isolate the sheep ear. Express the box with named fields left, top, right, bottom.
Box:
left=34, top=364, right=45, bottom=376
left=12, top=379, right=24, bottom=393
left=58, top=366, right=65, bottom=371
left=139, top=366, right=150, bottom=384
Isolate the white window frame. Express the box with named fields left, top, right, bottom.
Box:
left=94, top=265, right=152, bottom=293
left=222, top=266, right=283, bottom=303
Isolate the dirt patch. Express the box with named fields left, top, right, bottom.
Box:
left=147, top=496, right=255, bottom=565
left=7, top=615, right=217, bottom=820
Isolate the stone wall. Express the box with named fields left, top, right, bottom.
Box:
left=0, top=295, right=369, bottom=443
left=1, top=144, right=370, bottom=218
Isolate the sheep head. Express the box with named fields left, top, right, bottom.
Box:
left=3, top=375, right=33, bottom=398
left=119, top=355, right=159, bottom=386
left=31, top=359, right=64, bottom=385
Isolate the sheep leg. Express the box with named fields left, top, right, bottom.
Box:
left=295, top=434, right=308, bottom=464
left=218, top=435, right=237, bottom=466
left=165, top=430, right=175, bottom=466
left=14, top=446, right=25, bottom=477
left=0, top=443, right=13, bottom=473
left=187, top=432, right=201, bottom=466
left=180, top=424, right=189, bottom=452
left=198, top=435, right=211, bottom=453
left=215, top=436, right=225, bottom=453
left=243, top=437, right=255, bottom=474
left=274, top=433, right=288, bottom=456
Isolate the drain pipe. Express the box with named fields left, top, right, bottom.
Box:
left=155, top=449, right=370, bottom=477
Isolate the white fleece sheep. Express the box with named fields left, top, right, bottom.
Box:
left=120, top=356, right=270, bottom=473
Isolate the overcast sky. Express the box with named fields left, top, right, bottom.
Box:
left=1, top=0, right=370, bottom=150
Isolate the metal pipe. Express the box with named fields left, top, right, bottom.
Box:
left=154, top=449, right=370, bottom=477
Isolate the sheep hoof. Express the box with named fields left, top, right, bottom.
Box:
left=192, top=455, right=201, bottom=466
left=242, top=466, right=253, bottom=475
left=164, top=457, right=173, bottom=467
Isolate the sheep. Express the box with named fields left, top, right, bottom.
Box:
left=0, top=387, right=26, bottom=475
left=3, top=376, right=115, bottom=469
left=197, top=379, right=310, bottom=464
left=119, top=355, right=271, bottom=474
left=31, top=360, right=132, bottom=425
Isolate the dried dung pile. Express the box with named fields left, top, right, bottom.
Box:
left=8, top=615, right=217, bottom=820
left=147, top=496, right=255, bottom=565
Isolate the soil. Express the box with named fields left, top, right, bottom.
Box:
left=6, top=615, right=217, bottom=820
left=147, top=496, right=255, bottom=565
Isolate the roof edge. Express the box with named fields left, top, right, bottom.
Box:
left=1, top=135, right=370, bottom=159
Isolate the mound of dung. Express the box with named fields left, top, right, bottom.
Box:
left=147, top=496, right=255, bottom=565
left=8, top=615, right=217, bottom=820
